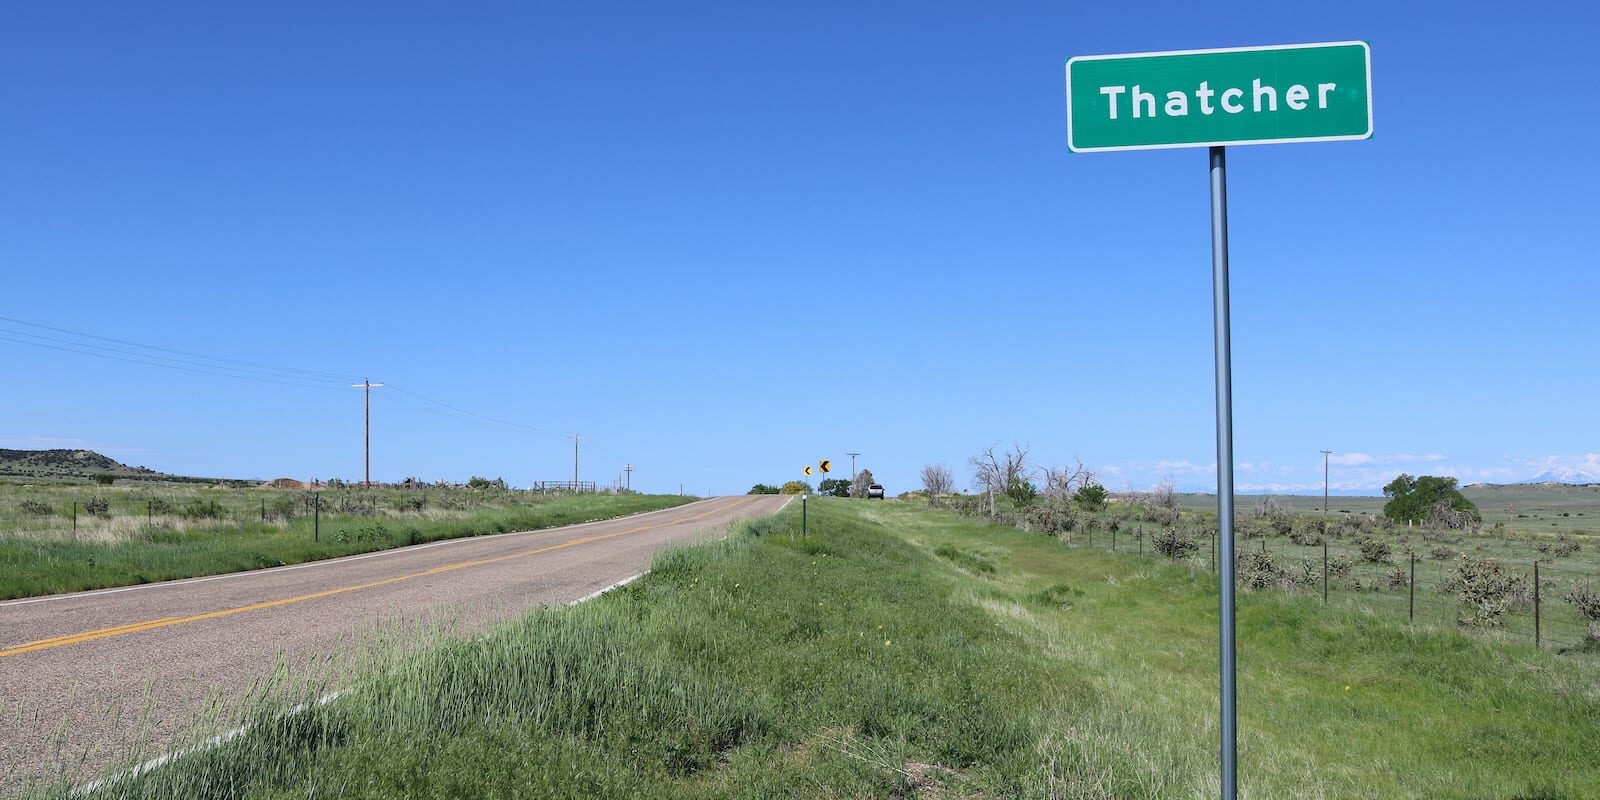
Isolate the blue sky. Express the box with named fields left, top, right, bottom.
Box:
left=3, top=1, right=1596, bottom=495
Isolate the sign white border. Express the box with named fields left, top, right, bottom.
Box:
left=1065, top=41, right=1373, bottom=153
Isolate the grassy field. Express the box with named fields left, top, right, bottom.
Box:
left=1124, top=486, right=1600, bottom=650
left=0, top=483, right=694, bottom=600
left=1175, top=482, right=1600, bottom=536
left=32, top=498, right=1599, bottom=799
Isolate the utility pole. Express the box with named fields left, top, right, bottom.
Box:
left=623, top=463, right=633, bottom=492
left=351, top=379, right=384, bottom=489
left=1321, top=450, right=1332, bottom=516
left=846, top=452, right=860, bottom=496
left=568, top=434, right=582, bottom=489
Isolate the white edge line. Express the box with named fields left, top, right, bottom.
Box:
left=66, top=495, right=783, bottom=797
left=1064, top=40, right=1372, bottom=153
left=2, top=497, right=724, bottom=608
left=72, top=689, right=350, bottom=797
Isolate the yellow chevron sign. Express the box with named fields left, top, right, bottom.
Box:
left=820, top=460, right=831, bottom=473
left=803, top=465, right=813, bottom=476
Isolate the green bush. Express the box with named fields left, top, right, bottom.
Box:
left=1562, top=582, right=1600, bottom=643
left=1358, top=537, right=1393, bottom=565
left=1152, top=527, right=1196, bottom=559
left=1328, top=554, right=1353, bottom=579
left=1072, top=482, right=1108, bottom=511
left=179, top=499, right=227, bottom=520
left=1240, top=550, right=1280, bottom=590
left=1451, top=555, right=1521, bottom=627
left=18, top=500, right=52, bottom=515
left=82, top=497, right=110, bottom=516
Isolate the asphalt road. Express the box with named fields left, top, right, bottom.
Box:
left=0, top=494, right=788, bottom=789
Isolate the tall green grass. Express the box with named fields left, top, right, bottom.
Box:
left=0, top=493, right=694, bottom=599
left=31, top=499, right=1600, bottom=799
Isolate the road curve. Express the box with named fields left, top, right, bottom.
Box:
left=0, top=494, right=789, bottom=789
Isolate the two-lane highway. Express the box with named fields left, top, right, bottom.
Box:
left=0, top=494, right=788, bottom=788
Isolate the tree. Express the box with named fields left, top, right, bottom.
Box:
left=850, top=469, right=875, bottom=499
left=747, top=484, right=780, bottom=495
left=1005, top=479, right=1039, bottom=509
left=1073, top=482, right=1109, bottom=511
left=920, top=464, right=954, bottom=502
left=818, top=478, right=851, bottom=497
left=969, top=444, right=1032, bottom=516
left=1043, top=457, right=1096, bottom=498
left=780, top=480, right=812, bottom=495
left=1382, top=474, right=1479, bottom=525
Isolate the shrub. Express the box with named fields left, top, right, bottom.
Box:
left=93, top=474, right=116, bottom=486
left=19, top=500, right=52, bottom=515
left=1430, top=546, right=1455, bottom=561
left=1452, top=555, right=1522, bottom=627
left=82, top=497, right=110, bottom=516
left=1534, top=541, right=1551, bottom=555
left=1072, top=483, right=1109, bottom=511
left=1153, top=528, right=1196, bottom=559
left=1269, top=515, right=1295, bottom=537
left=1025, top=499, right=1076, bottom=535
left=1238, top=519, right=1270, bottom=540
left=1288, top=519, right=1325, bottom=546
left=268, top=496, right=300, bottom=521
left=1327, top=554, right=1353, bottom=579
left=746, top=484, right=780, bottom=495
left=779, top=481, right=811, bottom=495
left=1553, top=536, right=1581, bottom=558
left=1563, top=582, right=1600, bottom=643
left=1386, top=568, right=1410, bottom=590
left=394, top=495, right=427, bottom=513
left=179, top=499, right=227, bottom=520
left=1240, top=550, right=1280, bottom=591
left=1358, top=537, right=1393, bottom=565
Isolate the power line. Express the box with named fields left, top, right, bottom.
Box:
left=0, top=315, right=361, bottom=382
left=0, top=332, right=346, bottom=391
left=0, top=315, right=634, bottom=476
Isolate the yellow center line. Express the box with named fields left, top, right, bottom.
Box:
left=0, top=498, right=744, bottom=659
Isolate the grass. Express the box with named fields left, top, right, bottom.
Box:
left=27, top=497, right=1600, bottom=799
left=0, top=489, right=695, bottom=599
left=1174, top=482, right=1600, bottom=537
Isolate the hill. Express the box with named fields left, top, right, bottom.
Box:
left=0, top=448, right=230, bottom=484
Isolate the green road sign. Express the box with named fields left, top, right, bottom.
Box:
left=1066, top=42, right=1371, bottom=153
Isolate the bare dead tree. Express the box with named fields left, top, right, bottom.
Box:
left=1043, top=456, right=1097, bottom=498
left=920, top=464, right=954, bottom=504
left=969, top=443, right=1032, bottom=517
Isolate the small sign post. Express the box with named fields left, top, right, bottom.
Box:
left=1065, top=41, right=1372, bottom=800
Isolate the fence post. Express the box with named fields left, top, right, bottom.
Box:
left=1534, top=561, right=1541, bottom=649
left=1112, top=526, right=1117, bottom=552
left=1323, top=541, right=1329, bottom=603
left=261, top=498, right=266, bottom=522
left=1211, top=530, right=1217, bottom=573
left=148, top=499, right=153, bottom=525
left=1408, top=551, right=1416, bottom=622
left=1139, top=525, right=1144, bottom=556
left=314, top=492, right=321, bottom=543
left=73, top=501, right=78, bottom=534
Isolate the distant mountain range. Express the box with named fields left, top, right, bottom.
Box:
left=1522, top=467, right=1600, bottom=485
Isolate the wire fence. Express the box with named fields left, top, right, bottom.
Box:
left=1055, top=520, right=1598, bottom=652
left=0, top=483, right=584, bottom=544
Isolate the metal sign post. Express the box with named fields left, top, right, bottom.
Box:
left=1065, top=40, right=1373, bottom=800
left=1208, top=144, right=1237, bottom=800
